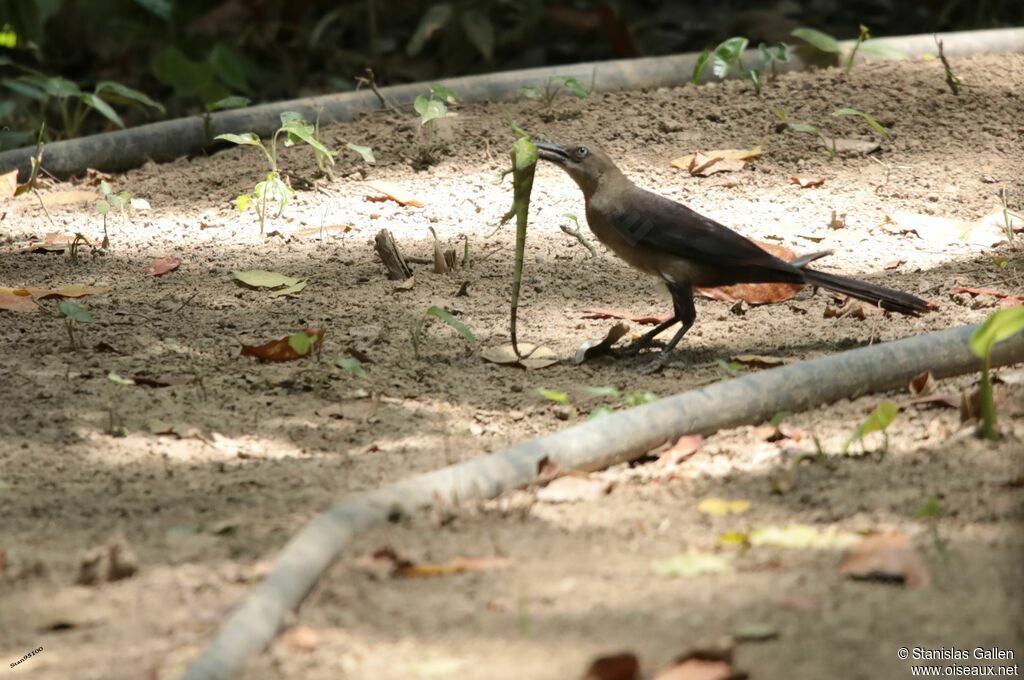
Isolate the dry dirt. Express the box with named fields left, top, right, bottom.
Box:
left=1, top=54, right=1023, bottom=680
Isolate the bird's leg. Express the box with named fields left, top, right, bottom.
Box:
left=649, top=284, right=696, bottom=369
left=614, top=314, right=679, bottom=356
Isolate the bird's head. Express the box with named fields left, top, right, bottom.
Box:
left=536, top=142, right=619, bottom=197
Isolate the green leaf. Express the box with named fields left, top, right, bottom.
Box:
left=461, top=9, right=494, bottom=60
left=584, top=386, right=621, bottom=398
left=81, top=93, right=125, bottom=128
left=425, top=305, right=475, bottom=344
left=335, top=356, right=365, bottom=377
left=206, top=96, right=251, bottom=112
left=843, top=401, right=899, bottom=452
left=232, top=269, right=302, bottom=289
left=748, top=69, right=762, bottom=93
left=268, top=281, right=307, bottom=298
left=107, top=371, right=136, bottom=385
left=622, top=391, right=657, bottom=406
left=917, top=496, right=942, bottom=519
left=791, top=27, right=841, bottom=53
left=651, top=551, right=732, bottom=577
left=712, top=36, right=748, bottom=78
left=59, top=301, right=94, bottom=322
left=95, top=81, right=165, bottom=112
left=554, top=76, right=587, bottom=99
left=344, top=142, right=375, bottom=163
left=428, top=83, right=461, bottom=104
left=215, top=132, right=261, bottom=146
left=969, top=307, right=1024, bottom=359
left=208, top=42, right=251, bottom=94
left=236, top=194, right=255, bottom=212
left=538, top=388, right=569, bottom=403
left=519, top=86, right=541, bottom=100
left=278, top=112, right=332, bottom=156
left=2, top=78, right=45, bottom=100
left=789, top=122, right=820, bottom=134
left=414, top=94, right=447, bottom=124
left=832, top=107, right=889, bottom=139
left=858, top=40, right=909, bottom=61
left=23, top=74, right=80, bottom=98
left=287, top=330, right=318, bottom=356
left=407, top=4, right=454, bottom=56
left=95, top=199, right=111, bottom=215
left=133, top=0, right=173, bottom=20
left=692, top=49, right=712, bottom=84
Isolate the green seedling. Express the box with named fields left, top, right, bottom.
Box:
left=559, top=213, right=596, bottom=257
left=934, top=35, right=961, bottom=96
left=996, top=188, right=1014, bottom=244
left=843, top=401, right=898, bottom=454
left=538, top=388, right=570, bottom=404
left=68, top=232, right=93, bottom=263
left=791, top=26, right=908, bottom=73
left=717, top=358, right=748, bottom=377
left=692, top=36, right=748, bottom=84
left=772, top=105, right=889, bottom=159
left=869, top=155, right=912, bottom=185
left=335, top=355, right=365, bottom=377
left=1, top=62, right=164, bottom=140
left=969, top=307, right=1024, bottom=440
left=498, top=125, right=539, bottom=356
left=216, top=111, right=372, bottom=234
left=410, top=305, right=475, bottom=359
left=58, top=301, right=94, bottom=350
left=414, top=83, right=460, bottom=161
left=95, top=180, right=132, bottom=249
left=916, top=496, right=948, bottom=556
left=758, top=42, right=791, bottom=79
left=520, top=75, right=588, bottom=109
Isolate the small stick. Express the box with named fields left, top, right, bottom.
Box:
left=373, top=229, right=412, bottom=280
left=934, top=35, right=961, bottom=96
left=356, top=68, right=400, bottom=114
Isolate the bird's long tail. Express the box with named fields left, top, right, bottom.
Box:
left=802, top=268, right=932, bottom=316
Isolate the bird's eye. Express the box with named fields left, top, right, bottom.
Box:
left=575, top=146, right=589, bottom=158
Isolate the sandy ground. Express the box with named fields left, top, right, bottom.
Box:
left=1, top=54, right=1023, bottom=680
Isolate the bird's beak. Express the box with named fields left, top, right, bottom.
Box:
left=536, top=142, right=569, bottom=164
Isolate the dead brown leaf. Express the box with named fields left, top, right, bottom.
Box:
left=575, top=322, right=630, bottom=364
left=1, top=169, right=17, bottom=199
left=39, top=190, right=101, bottom=207
left=290, top=224, right=355, bottom=238
left=581, top=308, right=673, bottom=325
left=827, top=138, right=880, bottom=155
left=688, top=153, right=747, bottom=176
left=0, top=290, right=39, bottom=312
left=905, top=393, right=959, bottom=410
left=788, top=175, right=825, bottom=188
left=20, top=232, right=94, bottom=254
left=883, top=258, right=906, bottom=270
left=882, top=212, right=1007, bottom=246
left=658, top=434, right=704, bottom=467
left=824, top=300, right=880, bottom=319
left=584, top=653, right=640, bottom=680
left=838, top=532, right=930, bottom=588
left=364, top=179, right=424, bottom=207
left=908, top=371, right=936, bottom=397
left=670, top=143, right=764, bottom=170
left=148, top=257, right=181, bottom=277
left=5, top=284, right=111, bottom=300
left=362, top=546, right=510, bottom=579
left=733, top=354, right=790, bottom=369
left=281, top=625, right=319, bottom=652
left=536, top=455, right=564, bottom=484
left=950, top=287, right=1021, bottom=307
left=239, top=328, right=325, bottom=362
left=536, top=475, right=612, bottom=503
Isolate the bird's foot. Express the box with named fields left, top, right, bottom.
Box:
left=612, top=338, right=660, bottom=358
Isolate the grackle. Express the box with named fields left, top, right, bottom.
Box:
left=536, top=142, right=931, bottom=367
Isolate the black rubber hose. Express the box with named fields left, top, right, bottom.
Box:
left=182, top=321, right=1024, bottom=680
left=2, top=28, right=1023, bottom=179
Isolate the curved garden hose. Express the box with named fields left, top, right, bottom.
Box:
left=182, top=322, right=1024, bottom=680
left=1, top=28, right=1023, bottom=179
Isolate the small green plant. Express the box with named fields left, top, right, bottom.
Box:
left=916, top=496, right=948, bottom=556
left=772, top=105, right=889, bottom=159
left=538, top=388, right=570, bottom=404
left=216, top=111, right=373, bottom=234
left=94, top=180, right=132, bottom=249
left=520, top=75, right=588, bottom=109
left=843, top=401, right=898, bottom=454
left=410, top=305, right=475, bottom=359
left=202, top=95, right=251, bottom=142
left=68, top=232, right=93, bottom=263
left=693, top=37, right=789, bottom=94
left=969, top=307, right=1024, bottom=440
left=791, top=26, right=908, bottom=74
left=58, top=301, right=94, bottom=350
left=414, top=83, right=460, bottom=161
left=934, top=35, right=961, bottom=96
left=757, top=42, right=791, bottom=79
left=996, top=188, right=1014, bottom=244
left=1, top=60, right=164, bottom=140
left=559, top=213, right=596, bottom=257
left=335, top=356, right=365, bottom=377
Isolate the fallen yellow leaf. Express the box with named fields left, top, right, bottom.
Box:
left=670, top=142, right=764, bottom=170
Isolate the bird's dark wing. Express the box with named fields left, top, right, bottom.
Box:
left=606, top=188, right=802, bottom=280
